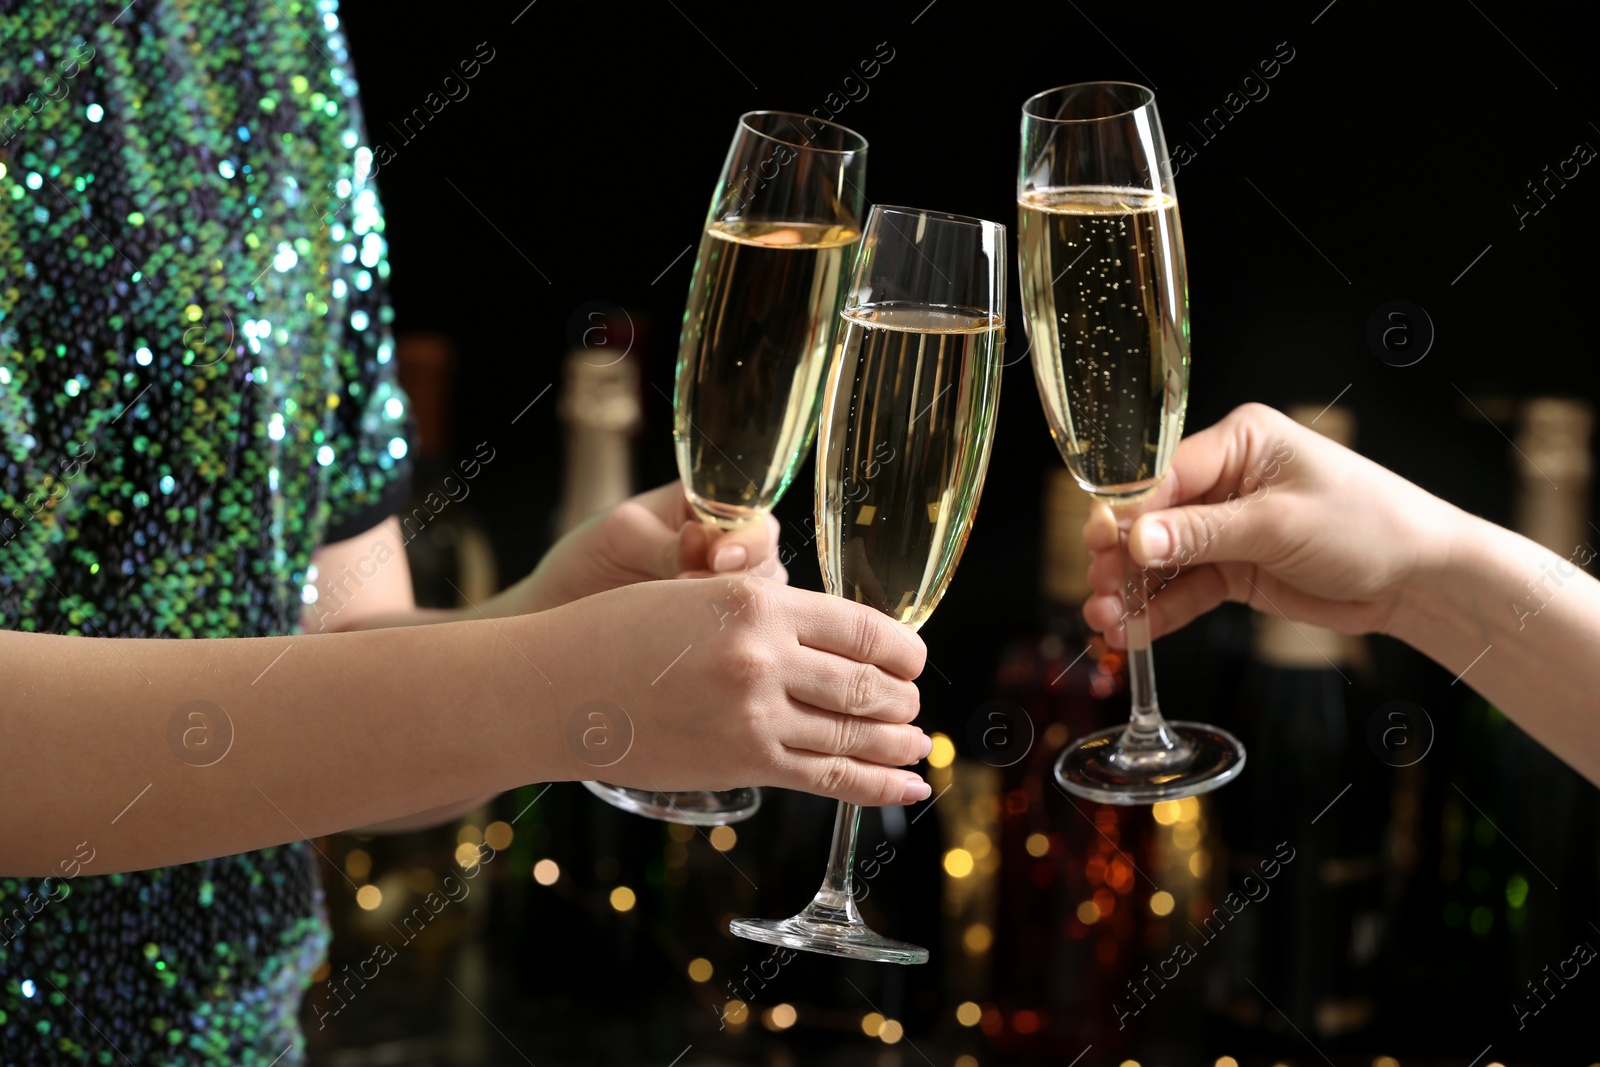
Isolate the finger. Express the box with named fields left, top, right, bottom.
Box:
left=782, top=701, right=931, bottom=765
left=773, top=750, right=932, bottom=807
left=634, top=480, right=696, bottom=528
left=1120, top=402, right=1295, bottom=524
left=1084, top=563, right=1233, bottom=644
left=792, top=596, right=926, bottom=681
left=707, top=513, right=782, bottom=573
left=785, top=648, right=920, bottom=723
left=1086, top=543, right=1125, bottom=596
left=675, top=520, right=710, bottom=575
left=1127, top=491, right=1282, bottom=572
left=679, top=559, right=789, bottom=585
left=593, top=500, right=689, bottom=580
left=1083, top=498, right=1119, bottom=552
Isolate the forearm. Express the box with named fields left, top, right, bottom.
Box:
left=1392, top=505, right=1600, bottom=784
left=0, top=618, right=565, bottom=876
left=355, top=795, right=495, bottom=834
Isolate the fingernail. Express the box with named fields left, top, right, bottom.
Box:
left=1136, top=520, right=1172, bottom=563
left=713, top=544, right=748, bottom=572
left=902, top=778, right=931, bottom=803
left=919, top=733, right=934, bottom=758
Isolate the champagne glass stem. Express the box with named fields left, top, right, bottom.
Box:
left=803, top=801, right=864, bottom=924
left=1112, top=500, right=1190, bottom=761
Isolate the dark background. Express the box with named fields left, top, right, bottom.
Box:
left=318, top=1, right=1599, bottom=1064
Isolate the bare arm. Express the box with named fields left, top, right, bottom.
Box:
left=0, top=614, right=551, bottom=877
left=1391, top=507, right=1600, bottom=785
left=301, top=516, right=497, bottom=833
left=2, top=569, right=931, bottom=876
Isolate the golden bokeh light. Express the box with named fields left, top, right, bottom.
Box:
left=1151, top=800, right=1181, bottom=825
left=944, top=848, right=975, bottom=878
left=532, top=859, right=560, bottom=885
left=687, top=958, right=712, bottom=983
left=344, top=849, right=371, bottom=881
left=355, top=884, right=381, bottom=910
left=1076, top=899, right=1100, bottom=924
left=484, top=820, right=513, bottom=850
left=609, top=886, right=636, bottom=912
left=964, top=924, right=993, bottom=953
left=860, top=1012, right=885, bottom=1037
left=879, top=1019, right=904, bottom=1044
left=956, top=1001, right=982, bottom=1027
left=454, top=842, right=481, bottom=869
left=765, top=1003, right=797, bottom=1030
left=1149, top=891, right=1175, bottom=917
left=928, top=733, right=956, bottom=769
left=709, top=826, right=737, bottom=852
left=1025, top=833, right=1050, bottom=857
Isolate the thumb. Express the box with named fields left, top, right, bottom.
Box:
left=598, top=501, right=705, bottom=579
left=1129, top=495, right=1274, bottom=571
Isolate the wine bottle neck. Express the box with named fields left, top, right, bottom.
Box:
left=556, top=350, right=640, bottom=535
left=1513, top=397, right=1593, bottom=559
left=1252, top=614, right=1355, bottom=670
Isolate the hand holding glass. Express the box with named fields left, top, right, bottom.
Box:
left=730, top=205, right=1005, bottom=962
left=1018, top=82, right=1244, bottom=803
left=584, top=111, right=866, bottom=824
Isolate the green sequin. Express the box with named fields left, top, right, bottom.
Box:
left=0, top=1, right=410, bottom=1063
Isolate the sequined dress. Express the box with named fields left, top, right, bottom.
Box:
left=0, top=1, right=411, bottom=1062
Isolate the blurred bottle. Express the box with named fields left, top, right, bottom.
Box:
left=555, top=338, right=641, bottom=535
left=395, top=332, right=498, bottom=607
left=537, top=334, right=643, bottom=985
left=1443, top=398, right=1595, bottom=1026
left=1211, top=405, right=1391, bottom=1044
left=980, top=469, right=1159, bottom=1057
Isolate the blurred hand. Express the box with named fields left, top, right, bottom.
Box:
left=503, top=482, right=787, bottom=615
left=1082, top=403, right=1455, bottom=644
left=532, top=575, right=934, bottom=807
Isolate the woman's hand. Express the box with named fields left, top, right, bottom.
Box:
left=524, top=574, right=934, bottom=807
left=1082, top=403, right=1458, bottom=645
left=499, top=482, right=787, bottom=616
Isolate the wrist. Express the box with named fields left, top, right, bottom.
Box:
left=482, top=610, right=577, bottom=785
left=1386, top=498, right=1498, bottom=656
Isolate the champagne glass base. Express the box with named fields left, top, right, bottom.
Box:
left=1055, top=721, right=1246, bottom=804
left=581, top=782, right=762, bottom=825
left=729, top=915, right=929, bottom=964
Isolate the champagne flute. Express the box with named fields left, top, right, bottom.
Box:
left=1018, top=82, right=1245, bottom=803
left=583, top=111, right=867, bottom=825
left=730, top=206, right=1006, bottom=962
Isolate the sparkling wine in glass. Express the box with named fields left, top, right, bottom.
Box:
left=1018, top=81, right=1245, bottom=803
left=730, top=205, right=1005, bottom=962
left=583, top=111, right=866, bottom=825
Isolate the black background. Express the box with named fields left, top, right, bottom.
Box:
left=331, top=1, right=1599, bottom=1063
left=340, top=0, right=1599, bottom=669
